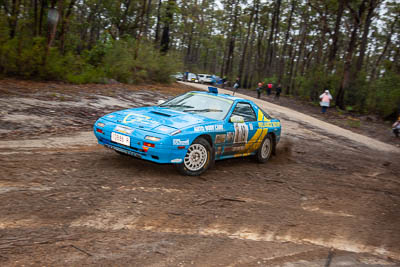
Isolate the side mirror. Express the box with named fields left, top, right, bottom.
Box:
left=157, top=100, right=166, bottom=105
left=230, top=115, right=244, bottom=123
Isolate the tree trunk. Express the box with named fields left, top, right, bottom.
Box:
left=8, top=0, right=21, bottom=38
left=243, top=0, right=259, bottom=88
left=59, top=0, right=76, bottom=54
left=278, top=0, right=295, bottom=82
left=238, top=0, right=256, bottom=84
left=327, top=0, right=345, bottom=72
left=336, top=0, right=367, bottom=109
left=144, top=0, right=152, bottom=37
left=33, top=0, right=38, bottom=36
left=39, top=0, right=48, bottom=36
left=154, top=0, right=162, bottom=44
left=370, top=17, right=397, bottom=80
left=264, top=0, right=281, bottom=76
left=160, top=0, right=175, bottom=53
left=355, top=0, right=379, bottom=74
left=224, top=0, right=239, bottom=78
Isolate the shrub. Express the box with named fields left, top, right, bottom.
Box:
left=0, top=35, right=181, bottom=84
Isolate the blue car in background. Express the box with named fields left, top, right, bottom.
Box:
left=94, top=88, right=281, bottom=175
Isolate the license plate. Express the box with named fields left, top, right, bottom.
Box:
left=111, top=132, right=130, bottom=146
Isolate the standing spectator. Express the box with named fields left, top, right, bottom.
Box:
left=233, top=77, right=240, bottom=95
left=267, top=83, right=273, bottom=96
left=256, top=82, right=263, bottom=99
left=319, top=89, right=333, bottom=114
left=275, top=83, right=282, bottom=100
left=392, top=116, right=400, bottom=137
left=221, top=77, right=227, bottom=88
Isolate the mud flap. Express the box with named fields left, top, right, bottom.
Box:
left=272, top=134, right=277, bottom=156
left=209, top=146, right=216, bottom=168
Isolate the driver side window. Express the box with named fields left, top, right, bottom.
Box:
left=231, top=102, right=257, bottom=122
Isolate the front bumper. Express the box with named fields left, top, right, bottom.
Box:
left=94, top=123, right=187, bottom=164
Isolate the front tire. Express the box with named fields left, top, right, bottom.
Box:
left=176, top=137, right=212, bottom=176
left=256, top=134, right=274, bottom=163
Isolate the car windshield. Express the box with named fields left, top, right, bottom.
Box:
left=160, top=93, right=233, bottom=120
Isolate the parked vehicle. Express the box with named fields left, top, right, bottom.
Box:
left=171, top=73, right=183, bottom=81
left=184, top=72, right=199, bottom=83
left=198, top=74, right=214, bottom=84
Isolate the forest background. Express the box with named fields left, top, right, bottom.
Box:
left=0, top=0, right=399, bottom=118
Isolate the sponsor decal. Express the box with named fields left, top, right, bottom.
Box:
left=215, top=134, right=226, bottom=144
left=215, top=125, right=224, bottom=131
left=232, top=145, right=246, bottom=152
left=224, top=147, right=233, bottom=153
left=173, top=139, right=189, bottom=145
left=108, top=115, right=115, bottom=118
left=194, top=125, right=224, bottom=132
left=249, top=123, right=254, bottom=130
left=114, top=125, right=134, bottom=134
left=216, top=147, right=222, bottom=156
left=259, top=122, right=281, bottom=128
left=123, top=113, right=152, bottom=124
left=234, top=123, right=249, bottom=144
left=205, top=125, right=214, bottom=131
left=226, top=132, right=234, bottom=142
left=194, top=126, right=205, bottom=132
left=171, top=158, right=183, bottom=163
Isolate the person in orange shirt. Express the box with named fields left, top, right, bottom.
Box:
left=319, top=90, right=333, bottom=114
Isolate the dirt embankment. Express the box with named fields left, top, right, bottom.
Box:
left=0, top=79, right=399, bottom=266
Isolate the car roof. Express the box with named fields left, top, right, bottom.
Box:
left=190, top=91, right=251, bottom=103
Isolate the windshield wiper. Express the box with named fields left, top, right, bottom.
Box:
left=161, top=104, right=194, bottom=108
left=184, top=109, right=223, bottom=112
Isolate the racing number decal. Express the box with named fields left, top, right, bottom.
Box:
left=234, top=123, right=249, bottom=144
left=123, top=113, right=152, bottom=124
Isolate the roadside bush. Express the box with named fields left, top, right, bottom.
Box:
left=0, top=36, right=180, bottom=84
left=102, top=39, right=181, bottom=84
left=369, top=71, right=400, bottom=118
left=292, top=66, right=340, bottom=102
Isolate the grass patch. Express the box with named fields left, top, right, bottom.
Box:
left=346, top=119, right=361, bottom=128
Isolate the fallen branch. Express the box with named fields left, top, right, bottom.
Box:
left=198, top=199, right=217, bottom=205
left=219, top=197, right=246, bottom=203
left=69, top=245, right=92, bottom=256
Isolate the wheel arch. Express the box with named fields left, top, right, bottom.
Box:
left=195, top=134, right=213, bottom=148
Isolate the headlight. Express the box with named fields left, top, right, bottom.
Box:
left=97, top=122, right=105, bottom=127
left=145, top=136, right=161, bottom=142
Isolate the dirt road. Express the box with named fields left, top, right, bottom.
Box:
left=0, top=80, right=399, bottom=266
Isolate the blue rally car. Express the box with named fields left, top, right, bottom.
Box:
left=94, top=88, right=281, bottom=176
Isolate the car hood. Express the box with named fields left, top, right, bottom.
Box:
left=101, top=106, right=216, bottom=133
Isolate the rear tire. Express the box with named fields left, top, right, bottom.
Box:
left=256, top=134, right=273, bottom=163
left=176, top=137, right=212, bottom=176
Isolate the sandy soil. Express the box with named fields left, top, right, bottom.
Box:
left=0, top=79, right=399, bottom=266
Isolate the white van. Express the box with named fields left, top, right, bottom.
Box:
left=198, top=74, right=213, bottom=84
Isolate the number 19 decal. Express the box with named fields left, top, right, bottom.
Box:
left=234, top=123, right=249, bottom=144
